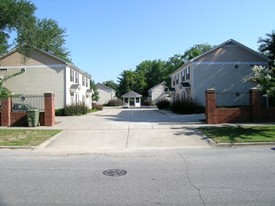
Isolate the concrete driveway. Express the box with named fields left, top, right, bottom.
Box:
left=41, top=108, right=211, bottom=153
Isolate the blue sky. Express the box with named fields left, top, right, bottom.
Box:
left=30, top=0, right=275, bottom=83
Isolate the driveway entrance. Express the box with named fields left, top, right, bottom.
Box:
left=41, top=108, right=210, bottom=153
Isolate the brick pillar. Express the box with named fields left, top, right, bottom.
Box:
left=44, top=93, right=55, bottom=126
left=1, top=98, right=11, bottom=126
left=250, top=88, right=261, bottom=122
left=205, top=89, right=216, bottom=124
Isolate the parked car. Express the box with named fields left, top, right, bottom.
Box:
left=12, top=103, right=37, bottom=112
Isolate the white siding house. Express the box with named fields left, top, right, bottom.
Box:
left=170, top=39, right=271, bottom=106
left=0, top=47, right=92, bottom=109
left=148, top=81, right=168, bottom=104
left=96, top=83, right=117, bottom=105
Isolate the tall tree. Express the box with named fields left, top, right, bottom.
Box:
left=117, top=70, right=136, bottom=96
left=0, top=0, right=36, bottom=55
left=182, top=43, right=214, bottom=61
left=18, top=18, right=71, bottom=61
left=258, top=30, right=275, bottom=65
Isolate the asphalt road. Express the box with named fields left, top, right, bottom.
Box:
left=0, top=147, right=275, bottom=205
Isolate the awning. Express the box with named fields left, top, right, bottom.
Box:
left=70, top=84, right=81, bottom=93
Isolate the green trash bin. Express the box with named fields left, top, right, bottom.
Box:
left=27, top=109, right=40, bottom=127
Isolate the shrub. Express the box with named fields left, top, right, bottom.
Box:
left=64, top=103, right=89, bottom=116
left=142, top=99, right=153, bottom=106
left=156, top=99, right=170, bottom=109
left=171, top=98, right=204, bottom=114
left=106, top=99, right=122, bottom=106
left=93, top=104, right=103, bottom=111
left=55, top=108, right=65, bottom=116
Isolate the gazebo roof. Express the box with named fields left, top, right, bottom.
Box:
left=121, top=91, right=142, bottom=98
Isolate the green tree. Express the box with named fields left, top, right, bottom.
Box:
left=182, top=43, right=214, bottom=61
left=258, top=30, right=275, bottom=65
left=90, top=79, right=99, bottom=102
left=102, top=80, right=118, bottom=91
left=117, top=70, right=136, bottom=96
left=0, top=0, right=70, bottom=61
left=0, top=0, right=36, bottom=55
left=18, top=18, right=71, bottom=61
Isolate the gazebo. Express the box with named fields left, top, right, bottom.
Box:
left=121, top=91, right=142, bottom=108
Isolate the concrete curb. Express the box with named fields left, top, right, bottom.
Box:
left=38, top=131, right=63, bottom=148
left=0, top=130, right=63, bottom=150
left=195, top=128, right=275, bottom=147
left=0, top=146, right=36, bottom=149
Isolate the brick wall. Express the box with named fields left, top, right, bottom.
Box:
left=0, top=93, right=55, bottom=127
left=205, top=89, right=275, bottom=124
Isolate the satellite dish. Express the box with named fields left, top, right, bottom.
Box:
left=21, top=68, right=26, bottom=72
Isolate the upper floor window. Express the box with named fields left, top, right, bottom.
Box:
left=70, top=68, right=74, bottom=82
left=82, top=75, right=85, bottom=86
left=181, top=69, right=185, bottom=82
left=176, top=74, right=179, bottom=84
left=75, top=71, right=79, bottom=83
left=86, top=77, right=89, bottom=87
left=186, top=67, right=190, bottom=80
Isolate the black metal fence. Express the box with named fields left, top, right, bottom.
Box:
left=11, top=94, right=45, bottom=111
left=216, top=92, right=250, bottom=107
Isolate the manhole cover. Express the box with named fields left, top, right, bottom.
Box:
left=103, top=169, right=127, bottom=177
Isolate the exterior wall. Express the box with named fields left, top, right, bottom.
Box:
left=192, top=62, right=263, bottom=105
left=65, top=67, right=92, bottom=108
left=97, top=89, right=116, bottom=105
left=0, top=66, right=66, bottom=109
left=0, top=50, right=66, bottom=109
left=195, top=44, right=266, bottom=63
left=0, top=50, right=64, bottom=66
left=150, top=84, right=167, bottom=104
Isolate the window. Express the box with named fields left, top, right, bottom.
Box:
left=176, top=74, right=179, bottom=84
left=181, top=69, right=185, bottom=81
left=70, top=68, right=74, bottom=82
left=86, top=77, right=89, bottom=87
left=136, top=98, right=140, bottom=103
left=75, top=71, right=79, bottom=83
left=82, top=75, right=85, bottom=86
left=186, top=67, right=190, bottom=80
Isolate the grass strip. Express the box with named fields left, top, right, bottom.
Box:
left=0, top=129, right=61, bottom=146
left=198, top=126, right=275, bottom=143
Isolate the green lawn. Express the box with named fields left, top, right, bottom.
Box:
left=0, top=129, right=61, bottom=146
left=198, top=126, right=275, bottom=144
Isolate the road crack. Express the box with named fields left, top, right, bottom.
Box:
left=178, top=153, right=206, bottom=206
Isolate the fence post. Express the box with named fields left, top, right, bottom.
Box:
left=205, top=89, right=216, bottom=124
left=250, top=88, right=261, bottom=122
left=1, top=98, right=11, bottom=126
left=44, top=93, right=55, bottom=126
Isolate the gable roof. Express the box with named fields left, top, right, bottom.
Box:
left=121, top=91, right=142, bottom=98
left=148, top=81, right=167, bottom=92
left=0, top=45, right=91, bottom=78
left=170, top=39, right=272, bottom=76
left=96, top=83, right=116, bottom=92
